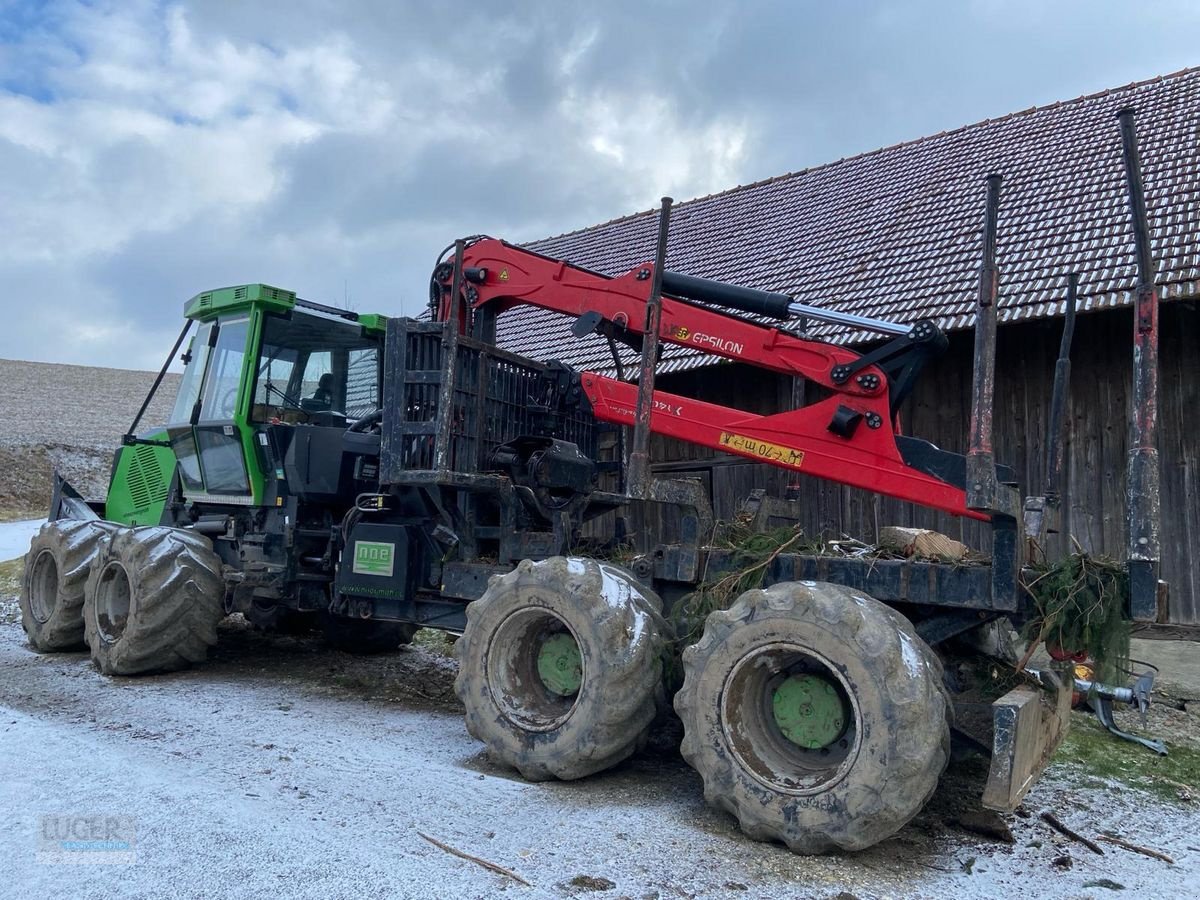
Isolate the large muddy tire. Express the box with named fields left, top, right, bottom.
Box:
left=454, top=556, right=668, bottom=781
left=675, top=581, right=950, bottom=854
left=83, top=527, right=225, bottom=675
left=19, top=520, right=119, bottom=652
left=321, top=614, right=417, bottom=653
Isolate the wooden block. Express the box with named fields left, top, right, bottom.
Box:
left=981, top=687, right=1040, bottom=811
left=981, top=670, right=1071, bottom=812
left=878, top=525, right=970, bottom=561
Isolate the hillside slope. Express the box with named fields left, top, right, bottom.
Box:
left=0, top=358, right=181, bottom=513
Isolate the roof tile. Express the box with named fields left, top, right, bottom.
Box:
left=498, top=69, right=1200, bottom=374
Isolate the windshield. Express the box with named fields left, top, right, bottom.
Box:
left=252, top=311, right=381, bottom=423
left=199, top=318, right=251, bottom=421
left=168, top=322, right=215, bottom=425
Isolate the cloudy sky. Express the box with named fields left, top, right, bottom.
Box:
left=1, top=0, right=1196, bottom=370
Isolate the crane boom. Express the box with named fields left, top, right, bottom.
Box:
left=436, top=238, right=991, bottom=521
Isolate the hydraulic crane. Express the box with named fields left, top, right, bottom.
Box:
left=435, top=236, right=1010, bottom=521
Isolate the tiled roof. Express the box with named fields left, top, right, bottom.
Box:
left=498, top=68, right=1200, bottom=375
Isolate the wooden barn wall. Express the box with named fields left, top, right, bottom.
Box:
left=642, top=301, right=1200, bottom=624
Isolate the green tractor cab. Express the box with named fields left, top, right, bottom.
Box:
left=105, top=284, right=386, bottom=526
left=51, top=283, right=398, bottom=649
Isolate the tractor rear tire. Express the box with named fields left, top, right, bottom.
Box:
left=83, top=527, right=225, bottom=675
left=321, top=614, right=417, bottom=653
left=674, top=581, right=950, bottom=854
left=454, top=556, right=668, bottom=781
left=19, top=520, right=119, bottom=652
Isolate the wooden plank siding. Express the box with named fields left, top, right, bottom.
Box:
left=641, top=301, right=1200, bottom=624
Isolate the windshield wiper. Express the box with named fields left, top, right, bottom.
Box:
left=263, top=381, right=304, bottom=411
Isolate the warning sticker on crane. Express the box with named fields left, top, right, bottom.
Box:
left=719, top=432, right=805, bottom=467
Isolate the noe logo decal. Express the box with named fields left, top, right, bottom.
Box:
left=353, top=541, right=395, bottom=577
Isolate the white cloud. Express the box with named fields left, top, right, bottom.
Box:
left=562, top=88, right=750, bottom=207
left=0, top=1, right=405, bottom=367
left=2, top=1, right=758, bottom=369
left=0, top=2, right=392, bottom=264
left=2, top=2, right=759, bottom=370
left=1, top=0, right=1195, bottom=372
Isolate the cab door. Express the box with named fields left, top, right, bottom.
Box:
left=166, top=316, right=258, bottom=503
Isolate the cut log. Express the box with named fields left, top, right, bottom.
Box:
left=879, top=526, right=970, bottom=561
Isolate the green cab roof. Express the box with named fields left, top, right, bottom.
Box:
left=183, top=283, right=388, bottom=333
left=184, top=283, right=297, bottom=320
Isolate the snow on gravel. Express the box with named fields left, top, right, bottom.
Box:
left=1, top=623, right=1195, bottom=899
left=0, top=519, right=43, bottom=562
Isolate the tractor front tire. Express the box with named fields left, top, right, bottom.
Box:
left=454, top=556, right=668, bottom=781
left=674, top=581, right=950, bottom=854
left=321, top=614, right=417, bottom=653
left=20, top=520, right=119, bottom=652
left=83, top=527, right=225, bottom=675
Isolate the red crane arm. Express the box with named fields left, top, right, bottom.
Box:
left=452, top=239, right=875, bottom=394
left=442, top=238, right=985, bottom=521
left=580, top=376, right=987, bottom=520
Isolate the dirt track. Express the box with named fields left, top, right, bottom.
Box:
left=2, top=618, right=1196, bottom=899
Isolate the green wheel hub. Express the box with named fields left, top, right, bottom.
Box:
left=772, top=673, right=849, bottom=749
left=537, top=632, right=582, bottom=696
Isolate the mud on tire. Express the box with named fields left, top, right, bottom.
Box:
left=83, top=527, right=225, bottom=675
left=19, top=520, right=119, bottom=652
left=674, top=581, right=950, bottom=854
left=454, top=556, right=668, bottom=781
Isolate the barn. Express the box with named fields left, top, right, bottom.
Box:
left=496, top=68, right=1200, bottom=625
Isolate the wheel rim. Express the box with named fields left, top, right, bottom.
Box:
left=487, top=607, right=584, bottom=731
left=720, top=642, right=861, bottom=795
left=772, top=673, right=850, bottom=750
left=94, top=561, right=132, bottom=644
left=536, top=632, right=583, bottom=696
left=28, top=549, right=59, bottom=624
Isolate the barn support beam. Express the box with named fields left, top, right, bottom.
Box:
left=627, top=196, right=673, bottom=498
left=1118, top=107, right=1165, bottom=623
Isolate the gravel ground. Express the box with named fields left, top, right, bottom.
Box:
left=1, top=358, right=1196, bottom=897
left=1, top=618, right=1196, bottom=899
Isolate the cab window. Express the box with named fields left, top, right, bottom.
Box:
left=168, top=322, right=214, bottom=491
left=199, top=318, right=251, bottom=421
left=169, top=323, right=213, bottom=425
left=252, top=312, right=380, bottom=424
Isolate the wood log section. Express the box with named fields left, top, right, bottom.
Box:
left=878, top=526, right=970, bottom=561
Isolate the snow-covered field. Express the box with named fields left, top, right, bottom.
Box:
left=0, top=358, right=179, bottom=451
left=0, top=357, right=178, bottom=515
